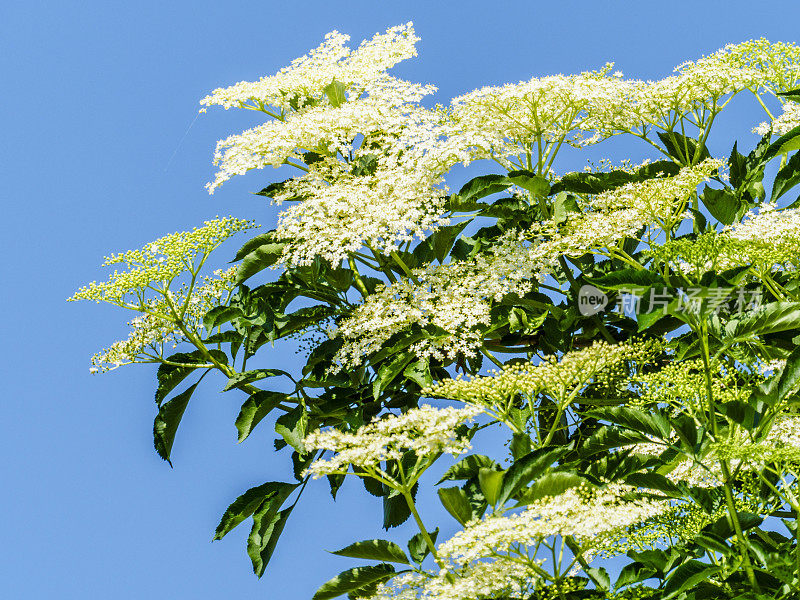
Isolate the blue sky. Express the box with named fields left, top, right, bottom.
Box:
left=3, top=1, right=800, bottom=598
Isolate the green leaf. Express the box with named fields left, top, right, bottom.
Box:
left=583, top=426, right=654, bottom=455
left=235, top=391, right=289, bottom=442
left=248, top=505, right=294, bottom=577
left=233, top=231, right=281, bottom=261
left=437, top=486, right=473, bottom=525
left=700, top=185, right=741, bottom=225
left=153, top=383, right=198, bottom=466
left=373, top=352, right=414, bottom=400
left=432, top=222, right=471, bottom=264
left=402, top=359, right=432, bottom=388
left=771, top=149, right=800, bottom=201
left=723, top=302, right=800, bottom=344
left=437, top=454, right=499, bottom=484
left=551, top=161, right=679, bottom=195
left=624, top=473, right=683, bottom=498
left=507, top=170, right=550, bottom=196
left=155, top=350, right=224, bottom=405
left=591, top=269, right=664, bottom=291
left=203, top=306, right=244, bottom=331
left=585, top=567, right=610, bottom=592
left=614, top=562, right=657, bottom=590
left=693, top=532, right=732, bottom=556
left=657, top=131, right=711, bottom=163
left=662, top=560, right=721, bottom=599
left=456, top=174, right=512, bottom=204
left=331, top=539, right=410, bottom=565
left=778, top=88, right=800, bottom=102
left=497, top=446, right=568, bottom=507
left=274, top=405, right=308, bottom=453
left=382, top=490, right=412, bottom=529
left=222, top=368, right=289, bottom=392
left=477, top=468, right=504, bottom=506
left=235, top=243, right=287, bottom=284
left=312, top=564, right=396, bottom=600
left=515, top=472, right=588, bottom=504
left=323, top=79, right=347, bottom=107
left=552, top=192, right=580, bottom=224
left=765, top=124, right=800, bottom=161
left=213, top=481, right=298, bottom=541
left=589, top=407, right=672, bottom=440
left=407, top=528, right=438, bottom=564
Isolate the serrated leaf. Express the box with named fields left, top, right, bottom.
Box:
left=323, top=79, right=347, bottom=107
left=248, top=505, right=294, bottom=577
left=772, top=149, right=800, bottom=201
left=153, top=383, right=198, bottom=466
left=203, top=306, right=243, bottom=331
left=700, top=185, right=741, bottom=225
left=515, top=472, right=588, bottom=504
left=213, top=481, right=298, bottom=541
left=312, top=564, right=396, bottom=600
left=437, top=455, right=499, bottom=484
left=477, top=468, right=504, bottom=506
left=507, top=170, right=550, bottom=196
left=402, top=359, right=432, bottom=388
left=222, top=368, right=289, bottom=392
left=657, top=131, right=711, bottom=163
left=407, top=528, right=438, bottom=564
left=589, top=406, right=672, bottom=440
left=765, top=124, right=800, bottom=161
left=583, top=426, right=654, bottom=455
left=614, top=562, right=657, bottom=590
left=662, top=560, right=721, bottom=599
left=437, top=486, right=473, bottom=525
left=155, top=350, right=223, bottom=405
left=456, top=174, right=512, bottom=203
left=331, top=539, right=410, bottom=565
left=236, top=243, right=287, bottom=284
left=373, top=353, right=414, bottom=400
left=235, top=390, right=289, bottom=442
left=497, top=446, right=568, bottom=506
left=275, top=405, right=308, bottom=453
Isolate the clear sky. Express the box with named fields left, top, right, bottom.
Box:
left=3, top=1, right=800, bottom=598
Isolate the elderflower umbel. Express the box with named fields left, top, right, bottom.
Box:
left=200, top=23, right=424, bottom=113
left=427, top=340, right=655, bottom=408
left=69, top=217, right=256, bottom=306
left=88, top=268, right=238, bottom=373
left=302, top=405, right=480, bottom=478
left=331, top=231, right=555, bottom=370
left=272, top=154, right=449, bottom=267
left=360, top=559, right=539, bottom=600
left=437, top=483, right=669, bottom=566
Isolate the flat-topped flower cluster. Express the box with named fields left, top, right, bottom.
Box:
left=303, top=405, right=481, bottom=478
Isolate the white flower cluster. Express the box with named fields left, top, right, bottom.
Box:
left=302, top=405, right=480, bottom=478
left=206, top=96, right=438, bottom=193
left=360, top=559, right=539, bottom=600
left=70, top=217, right=256, bottom=305
left=273, top=156, right=448, bottom=267
left=331, top=232, right=555, bottom=370
left=89, top=267, right=238, bottom=373
left=723, top=203, right=800, bottom=270
left=437, top=483, right=669, bottom=565
left=754, top=101, right=800, bottom=136
left=200, top=23, right=424, bottom=112
left=448, top=65, right=632, bottom=161
left=429, top=340, right=651, bottom=409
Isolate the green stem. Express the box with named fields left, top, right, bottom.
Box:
left=402, top=492, right=447, bottom=572
left=699, top=324, right=759, bottom=591
left=347, top=255, right=371, bottom=299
